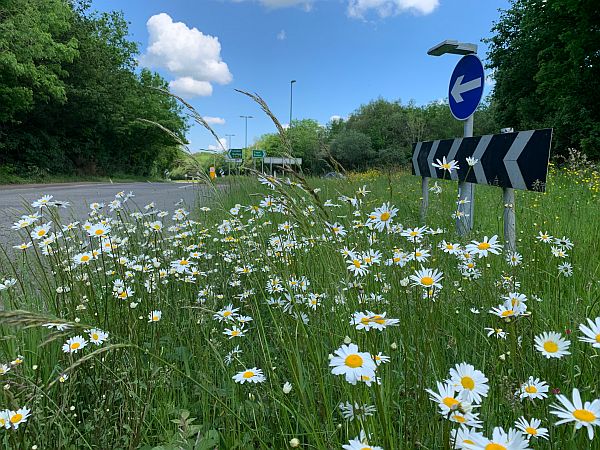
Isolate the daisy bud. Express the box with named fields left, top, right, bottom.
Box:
left=289, top=438, right=300, bottom=447
left=391, top=342, right=398, bottom=350
left=283, top=382, right=293, bottom=394
left=343, top=336, right=352, bottom=344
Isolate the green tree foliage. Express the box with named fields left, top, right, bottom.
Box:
left=486, top=0, right=600, bottom=158
left=0, top=0, right=78, bottom=122
left=254, top=119, right=326, bottom=172
left=329, top=129, right=374, bottom=171
left=0, top=0, right=187, bottom=176
left=254, top=98, right=498, bottom=174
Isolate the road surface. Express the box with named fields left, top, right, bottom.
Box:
left=0, top=182, right=213, bottom=246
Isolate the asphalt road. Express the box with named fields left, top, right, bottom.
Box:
left=0, top=182, right=212, bottom=246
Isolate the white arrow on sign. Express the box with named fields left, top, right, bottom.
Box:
left=451, top=75, right=482, bottom=103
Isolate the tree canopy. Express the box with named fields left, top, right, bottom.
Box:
left=486, top=0, right=600, bottom=158
left=254, top=98, right=498, bottom=174
left=0, top=0, right=187, bottom=177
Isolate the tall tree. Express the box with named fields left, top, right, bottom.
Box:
left=486, top=0, right=600, bottom=158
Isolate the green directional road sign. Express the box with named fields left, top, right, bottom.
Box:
left=252, top=149, right=266, bottom=159
left=228, top=149, right=243, bottom=159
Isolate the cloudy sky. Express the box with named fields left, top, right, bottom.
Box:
left=90, top=0, right=508, bottom=152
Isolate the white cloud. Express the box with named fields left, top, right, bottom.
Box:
left=169, top=77, right=213, bottom=97
left=207, top=138, right=229, bottom=152
left=203, top=116, right=226, bottom=125
left=277, top=29, right=287, bottom=40
left=140, top=13, right=232, bottom=98
left=347, top=0, right=439, bottom=19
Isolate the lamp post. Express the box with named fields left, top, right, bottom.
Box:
left=240, top=116, right=253, bottom=149
left=289, top=80, right=296, bottom=127
left=427, top=40, right=478, bottom=235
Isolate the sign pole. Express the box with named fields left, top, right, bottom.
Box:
left=420, top=176, right=429, bottom=224
left=456, top=115, right=475, bottom=235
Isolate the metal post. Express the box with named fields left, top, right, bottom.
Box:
left=503, top=187, right=516, bottom=253
left=290, top=80, right=296, bottom=126
left=420, top=177, right=429, bottom=224
left=456, top=115, right=475, bottom=235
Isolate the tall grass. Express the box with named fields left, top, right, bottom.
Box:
left=0, top=161, right=599, bottom=449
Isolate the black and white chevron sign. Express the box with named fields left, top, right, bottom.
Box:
left=412, top=129, right=553, bottom=192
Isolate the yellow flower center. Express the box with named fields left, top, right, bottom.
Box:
left=501, top=310, right=514, bottom=317
left=380, top=212, right=391, bottom=221
left=95, top=229, right=104, bottom=235
left=118, top=291, right=127, bottom=298
left=446, top=244, right=453, bottom=249
left=415, top=252, right=422, bottom=257
left=345, top=354, right=363, bottom=368
left=442, top=397, right=459, bottom=408
left=543, top=341, right=558, bottom=353
left=485, top=445, right=506, bottom=450
left=153, top=315, right=159, bottom=321
left=525, top=385, right=538, bottom=394
left=421, top=276, right=434, bottom=286
left=353, top=260, right=361, bottom=268
left=92, top=333, right=99, bottom=340
left=81, top=255, right=90, bottom=262
left=10, top=414, right=22, bottom=424
left=231, top=330, right=240, bottom=336
left=180, top=260, right=189, bottom=265
left=37, top=230, right=46, bottom=236
left=573, top=409, right=596, bottom=423
left=70, top=342, right=80, bottom=350
left=242, top=371, right=254, bottom=379
left=461, top=376, right=475, bottom=390
left=595, top=334, right=600, bottom=343
left=223, top=311, right=232, bottom=317
left=452, top=414, right=466, bottom=423
left=372, top=315, right=385, bottom=325
left=478, top=242, right=491, bottom=250
left=525, top=427, right=537, bottom=435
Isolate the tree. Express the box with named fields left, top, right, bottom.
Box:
left=329, top=129, right=375, bottom=171
left=0, top=0, right=187, bottom=176
left=486, top=0, right=600, bottom=158
left=0, top=0, right=78, bottom=123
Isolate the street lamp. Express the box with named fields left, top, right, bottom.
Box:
left=225, top=134, right=235, bottom=150
left=289, top=80, right=296, bottom=127
left=427, top=39, right=478, bottom=234
left=240, top=116, right=253, bottom=149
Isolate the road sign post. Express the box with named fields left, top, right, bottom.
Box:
left=449, top=54, right=485, bottom=235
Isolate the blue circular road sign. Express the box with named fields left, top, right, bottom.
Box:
left=448, top=54, right=485, bottom=121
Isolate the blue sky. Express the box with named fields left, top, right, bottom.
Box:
left=90, top=0, right=509, bottom=152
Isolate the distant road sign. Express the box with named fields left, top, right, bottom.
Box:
left=448, top=54, right=485, bottom=121
left=412, top=129, right=553, bottom=191
left=228, top=149, right=243, bottom=159
left=252, top=149, right=266, bottom=159
left=225, top=158, right=243, bottom=164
